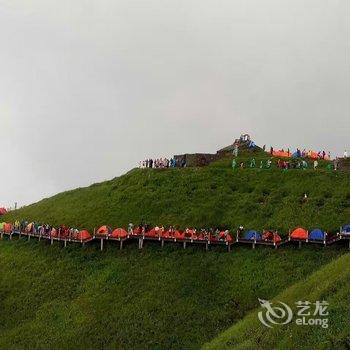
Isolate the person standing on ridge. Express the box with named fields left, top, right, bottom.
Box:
left=232, top=159, right=237, bottom=170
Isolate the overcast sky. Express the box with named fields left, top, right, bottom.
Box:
left=1, top=0, right=350, bottom=208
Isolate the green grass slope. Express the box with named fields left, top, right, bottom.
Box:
left=203, top=253, right=350, bottom=350
left=3, top=151, right=349, bottom=234
left=0, top=238, right=345, bottom=349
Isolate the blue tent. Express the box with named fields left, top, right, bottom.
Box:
left=309, top=229, right=325, bottom=241
left=244, top=230, right=262, bottom=241
left=342, top=225, right=350, bottom=233
left=292, top=152, right=299, bottom=158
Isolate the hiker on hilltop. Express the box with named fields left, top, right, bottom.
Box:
left=344, top=150, right=348, bottom=159
left=234, top=145, right=239, bottom=157
left=314, top=160, right=318, bottom=170
left=334, top=158, right=340, bottom=171
left=232, top=159, right=237, bottom=170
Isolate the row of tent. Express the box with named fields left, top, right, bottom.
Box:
left=1, top=222, right=350, bottom=244
left=243, top=228, right=329, bottom=242
left=272, top=150, right=330, bottom=160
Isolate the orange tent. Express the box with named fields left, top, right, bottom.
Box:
left=272, top=151, right=291, bottom=158
left=77, top=230, right=92, bottom=241
left=145, top=228, right=157, bottom=237
left=96, top=225, right=112, bottom=236
left=111, top=228, right=128, bottom=239
left=4, top=223, right=12, bottom=233
left=290, top=228, right=308, bottom=240
left=263, top=231, right=282, bottom=243
left=308, top=151, right=319, bottom=159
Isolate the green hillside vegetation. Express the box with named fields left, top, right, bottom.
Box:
left=0, top=238, right=345, bottom=349
left=203, top=252, right=350, bottom=350
left=3, top=150, right=348, bottom=234
left=1, top=149, right=349, bottom=349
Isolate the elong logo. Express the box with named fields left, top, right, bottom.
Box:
left=258, top=299, right=329, bottom=329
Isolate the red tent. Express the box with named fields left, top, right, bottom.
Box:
left=0, top=208, right=7, bottom=215
left=96, top=225, right=112, bottom=236
left=263, top=231, right=282, bottom=243
left=77, top=230, right=92, bottom=241
left=184, top=229, right=195, bottom=238
left=111, top=228, right=128, bottom=239
left=290, top=228, right=308, bottom=240
left=175, top=230, right=185, bottom=240
left=145, top=228, right=157, bottom=237
left=162, top=230, right=174, bottom=239
left=132, top=227, right=142, bottom=235
left=218, top=231, right=234, bottom=242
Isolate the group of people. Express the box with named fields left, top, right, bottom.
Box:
left=128, top=222, right=233, bottom=240
left=232, top=158, right=335, bottom=171
left=18, top=220, right=80, bottom=238
left=139, top=158, right=180, bottom=169
left=231, top=158, right=272, bottom=170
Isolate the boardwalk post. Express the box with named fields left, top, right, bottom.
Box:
left=299, top=241, right=302, bottom=249
left=28, top=234, right=30, bottom=241
left=0, top=232, right=3, bottom=239
left=51, top=237, right=53, bottom=245
left=120, top=240, right=123, bottom=250
left=161, top=239, right=164, bottom=248
left=100, top=238, right=104, bottom=251
left=228, top=244, right=231, bottom=252
left=183, top=241, right=186, bottom=249
left=64, top=240, right=67, bottom=248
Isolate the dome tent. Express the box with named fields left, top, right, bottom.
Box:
left=243, top=230, right=262, bottom=241
left=290, top=228, right=308, bottom=240
left=309, top=229, right=326, bottom=241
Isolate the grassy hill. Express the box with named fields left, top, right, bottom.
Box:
left=0, top=238, right=346, bottom=349
left=1, top=150, right=350, bottom=349
left=3, top=151, right=348, bottom=234
left=203, top=252, right=350, bottom=350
